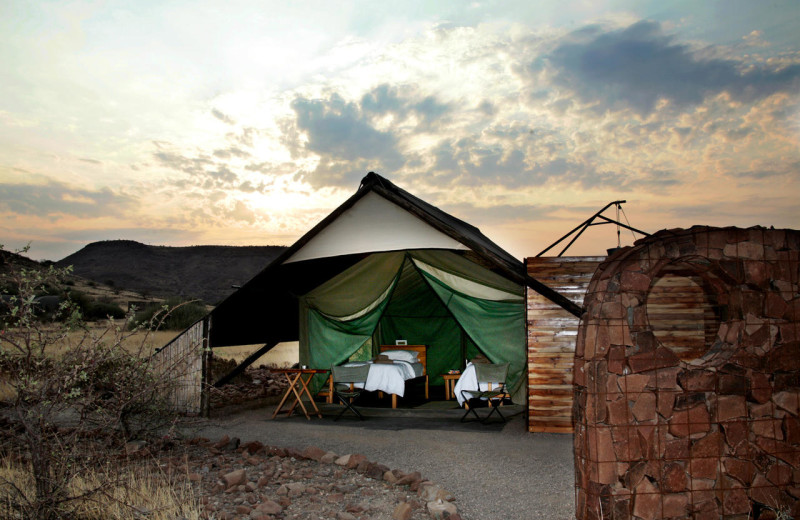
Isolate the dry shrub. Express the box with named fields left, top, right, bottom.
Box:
left=0, top=455, right=201, bottom=520
left=0, top=246, right=201, bottom=519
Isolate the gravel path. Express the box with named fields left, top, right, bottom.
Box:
left=185, top=404, right=576, bottom=519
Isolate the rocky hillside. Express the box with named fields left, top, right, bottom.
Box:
left=57, top=240, right=286, bottom=304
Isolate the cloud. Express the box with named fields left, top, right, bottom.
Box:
left=731, top=161, right=800, bottom=180
left=290, top=93, right=406, bottom=186
left=544, top=20, right=800, bottom=115
left=0, top=181, right=135, bottom=218
left=153, top=150, right=215, bottom=176
left=153, top=148, right=244, bottom=190
left=425, top=137, right=629, bottom=189
left=296, top=158, right=379, bottom=190
left=213, top=146, right=250, bottom=160
left=211, top=108, right=236, bottom=125
left=360, top=84, right=452, bottom=126
left=442, top=201, right=560, bottom=225
left=292, top=94, right=402, bottom=159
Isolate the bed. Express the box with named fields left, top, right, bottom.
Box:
left=333, top=345, right=429, bottom=409
left=377, top=345, right=429, bottom=408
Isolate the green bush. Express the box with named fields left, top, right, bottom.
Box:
left=85, top=301, right=126, bottom=320
left=129, top=297, right=207, bottom=331
left=67, top=289, right=92, bottom=312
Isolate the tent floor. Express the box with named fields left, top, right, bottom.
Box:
left=302, top=394, right=524, bottom=431
left=210, top=383, right=524, bottom=431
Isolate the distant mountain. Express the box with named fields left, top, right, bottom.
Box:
left=0, top=248, right=42, bottom=273
left=57, top=240, right=286, bottom=304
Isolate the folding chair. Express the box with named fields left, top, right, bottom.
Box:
left=331, top=364, right=370, bottom=421
left=460, top=362, right=509, bottom=424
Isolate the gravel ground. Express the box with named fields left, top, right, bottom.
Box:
left=184, top=403, right=576, bottom=520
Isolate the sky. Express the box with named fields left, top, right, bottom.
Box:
left=1, top=0, right=799, bottom=262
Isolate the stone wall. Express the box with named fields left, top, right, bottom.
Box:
left=573, top=226, right=800, bottom=519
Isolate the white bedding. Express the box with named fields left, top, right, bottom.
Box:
left=344, top=360, right=423, bottom=397
left=454, top=363, right=503, bottom=406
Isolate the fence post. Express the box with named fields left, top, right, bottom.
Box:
left=201, top=315, right=211, bottom=418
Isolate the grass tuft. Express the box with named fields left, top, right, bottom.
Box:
left=0, top=456, right=202, bottom=520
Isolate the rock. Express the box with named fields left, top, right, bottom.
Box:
left=396, top=471, right=422, bottom=487
left=427, top=499, right=458, bottom=519
left=286, top=482, right=306, bottom=496
left=255, top=500, right=283, bottom=514
left=222, top=469, right=246, bottom=488
left=392, top=502, right=413, bottom=520
left=212, top=435, right=230, bottom=449
left=632, top=478, right=659, bottom=520
left=359, top=461, right=388, bottom=479
left=346, top=454, right=368, bottom=469
left=418, top=483, right=454, bottom=502
left=302, top=446, right=327, bottom=461
left=321, top=451, right=338, bottom=463
left=240, top=440, right=264, bottom=454
left=335, top=454, right=351, bottom=466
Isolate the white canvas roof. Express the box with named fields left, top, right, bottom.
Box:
left=285, top=191, right=468, bottom=263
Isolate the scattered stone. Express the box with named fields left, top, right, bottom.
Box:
left=418, top=484, right=454, bottom=502
left=396, top=471, right=422, bottom=487
left=222, top=469, right=247, bottom=488
left=182, top=433, right=437, bottom=520
left=302, top=446, right=327, bottom=461
left=393, top=502, right=413, bottom=520
left=346, top=453, right=368, bottom=469
left=427, top=499, right=458, bottom=519
left=256, top=500, right=283, bottom=515
left=212, top=435, right=230, bottom=449
left=321, top=451, right=338, bottom=463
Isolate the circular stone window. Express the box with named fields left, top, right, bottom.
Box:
left=646, top=264, right=721, bottom=361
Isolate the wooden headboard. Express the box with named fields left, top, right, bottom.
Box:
left=380, top=344, right=428, bottom=375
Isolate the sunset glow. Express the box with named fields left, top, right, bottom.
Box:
left=2, top=1, right=798, bottom=261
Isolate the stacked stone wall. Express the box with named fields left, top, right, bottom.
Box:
left=573, top=226, right=800, bottom=519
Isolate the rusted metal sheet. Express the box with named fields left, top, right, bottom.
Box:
left=526, top=256, right=603, bottom=434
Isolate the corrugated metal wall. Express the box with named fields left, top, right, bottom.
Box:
left=526, top=256, right=603, bottom=433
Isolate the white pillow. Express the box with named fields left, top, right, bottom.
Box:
left=382, top=349, right=419, bottom=363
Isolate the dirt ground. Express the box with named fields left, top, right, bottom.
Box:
left=188, top=385, right=577, bottom=520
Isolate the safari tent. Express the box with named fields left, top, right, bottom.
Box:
left=190, top=172, right=580, bottom=410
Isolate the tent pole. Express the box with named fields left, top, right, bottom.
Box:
left=213, top=341, right=279, bottom=388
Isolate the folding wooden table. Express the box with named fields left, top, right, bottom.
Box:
left=271, top=368, right=328, bottom=420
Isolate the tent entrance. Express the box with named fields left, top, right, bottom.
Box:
left=299, top=250, right=526, bottom=402
left=374, top=256, right=480, bottom=386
